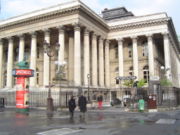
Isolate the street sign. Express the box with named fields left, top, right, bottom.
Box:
left=115, top=76, right=137, bottom=80
left=12, top=69, right=34, bottom=77
left=150, top=76, right=160, bottom=81
left=45, top=85, right=55, bottom=88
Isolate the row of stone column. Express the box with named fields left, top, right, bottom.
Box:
left=0, top=25, right=110, bottom=88
left=82, top=28, right=110, bottom=87
left=117, top=33, right=171, bottom=80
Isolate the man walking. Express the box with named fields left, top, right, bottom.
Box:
left=68, top=96, right=76, bottom=118
left=78, top=95, right=87, bottom=116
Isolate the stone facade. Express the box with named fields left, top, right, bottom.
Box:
left=0, top=0, right=180, bottom=102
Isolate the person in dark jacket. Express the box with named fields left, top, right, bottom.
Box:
left=68, top=96, right=76, bottom=118
left=78, top=95, right=87, bottom=115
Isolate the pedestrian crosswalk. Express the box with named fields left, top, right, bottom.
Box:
left=37, top=128, right=82, bottom=135
left=156, top=119, right=176, bottom=124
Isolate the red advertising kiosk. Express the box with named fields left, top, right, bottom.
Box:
left=12, top=61, right=34, bottom=113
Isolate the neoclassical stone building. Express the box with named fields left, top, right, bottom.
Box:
left=0, top=0, right=180, bottom=102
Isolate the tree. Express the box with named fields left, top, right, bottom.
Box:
left=123, top=80, right=134, bottom=88
left=160, top=78, right=172, bottom=87
left=137, top=79, right=147, bottom=88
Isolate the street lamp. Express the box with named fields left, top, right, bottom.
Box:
left=43, top=40, right=60, bottom=112
left=87, top=74, right=90, bottom=102
left=160, top=66, right=170, bottom=79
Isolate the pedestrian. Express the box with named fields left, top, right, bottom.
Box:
left=68, top=96, right=76, bottom=118
left=97, top=95, right=103, bottom=109
left=78, top=95, right=87, bottom=116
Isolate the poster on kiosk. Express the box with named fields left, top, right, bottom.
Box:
left=12, top=69, right=34, bottom=113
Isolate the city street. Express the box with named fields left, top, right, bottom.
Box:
left=0, top=107, right=180, bottom=135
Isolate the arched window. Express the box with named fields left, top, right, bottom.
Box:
left=143, top=65, right=149, bottom=82
left=129, top=66, right=133, bottom=76
left=142, top=41, right=148, bottom=57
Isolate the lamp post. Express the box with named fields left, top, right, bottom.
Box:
left=43, top=40, right=60, bottom=112
left=87, top=74, right=90, bottom=102
left=160, top=66, right=170, bottom=79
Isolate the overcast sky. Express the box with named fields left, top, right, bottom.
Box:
left=0, top=0, right=179, bottom=35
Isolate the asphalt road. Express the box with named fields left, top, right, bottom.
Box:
left=0, top=107, right=180, bottom=135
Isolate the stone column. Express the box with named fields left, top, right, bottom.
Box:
left=0, top=40, right=3, bottom=88
left=43, top=29, right=50, bottom=86
left=74, top=25, right=81, bottom=86
left=68, top=35, right=74, bottom=84
left=6, top=37, right=14, bottom=88
left=18, top=35, right=25, bottom=62
left=83, top=28, right=90, bottom=86
left=147, top=34, right=155, bottom=77
left=105, top=40, right=110, bottom=87
left=30, top=32, right=37, bottom=87
left=99, top=37, right=104, bottom=87
left=118, top=38, right=124, bottom=77
left=132, top=37, right=139, bottom=80
left=92, top=33, right=98, bottom=86
left=163, top=33, right=171, bottom=80
left=58, top=26, right=65, bottom=63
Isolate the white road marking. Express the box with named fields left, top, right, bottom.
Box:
left=37, top=128, right=82, bottom=135
left=156, top=119, right=176, bottom=124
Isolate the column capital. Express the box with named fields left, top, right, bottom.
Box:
left=92, top=33, right=97, bottom=39
left=6, top=36, right=14, bottom=42
left=131, top=36, right=138, bottom=40
left=58, top=25, right=65, bottom=33
left=117, top=37, right=124, bottom=42
left=162, top=32, right=169, bottom=38
left=146, top=33, right=153, bottom=38
left=0, top=39, right=3, bottom=44
left=30, top=31, right=37, bottom=38
left=99, top=36, right=104, bottom=41
left=17, top=34, right=25, bottom=39
left=74, top=23, right=81, bottom=31
left=105, top=39, right=110, bottom=44
left=84, top=28, right=90, bottom=35
left=146, top=34, right=153, bottom=41
left=43, top=28, right=50, bottom=33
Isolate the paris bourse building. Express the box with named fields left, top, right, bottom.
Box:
left=0, top=0, right=180, bottom=102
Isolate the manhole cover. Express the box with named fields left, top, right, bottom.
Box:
left=37, top=128, right=82, bottom=135
left=156, top=119, right=176, bottom=124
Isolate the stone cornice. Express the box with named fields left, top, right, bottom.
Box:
left=110, top=18, right=169, bottom=31
left=0, top=0, right=109, bottom=33
left=168, top=19, right=180, bottom=53
left=79, top=5, right=109, bottom=31
left=0, top=6, right=80, bottom=31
